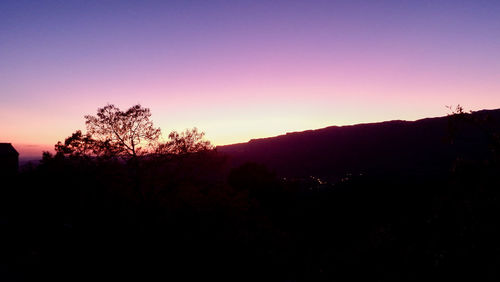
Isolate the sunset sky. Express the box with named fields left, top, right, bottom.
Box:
left=1, top=0, right=499, bottom=159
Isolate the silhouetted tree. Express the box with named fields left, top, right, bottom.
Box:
left=447, top=104, right=500, bottom=160
left=156, top=127, right=214, bottom=155
left=54, top=130, right=95, bottom=158
left=85, top=104, right=161, bottom=158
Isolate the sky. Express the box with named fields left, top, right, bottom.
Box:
left=1, top=0, right=500, bottom=159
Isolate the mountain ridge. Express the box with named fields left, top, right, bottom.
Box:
left=218, top=108, right=500, bottom=180
left=221, top=108, right=500, bottom=147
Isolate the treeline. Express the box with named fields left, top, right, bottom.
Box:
left=1, top=105, right=500, bottom=281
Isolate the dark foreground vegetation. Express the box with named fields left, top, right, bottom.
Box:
left=1, top=106, right=500, bottom=281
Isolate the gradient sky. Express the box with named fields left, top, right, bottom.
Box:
left=1, top=0, right=500, bottom=159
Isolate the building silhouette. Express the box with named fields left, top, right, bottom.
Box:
left=0, top=143, right=19, bottom=176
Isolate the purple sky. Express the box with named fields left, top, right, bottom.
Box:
left=1, top=0, right=499, bottom=159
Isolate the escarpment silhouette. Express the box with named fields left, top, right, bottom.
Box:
left=219, top=109, right=500, bottom=180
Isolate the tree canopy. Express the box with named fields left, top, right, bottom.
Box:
left=156, top=127, right=214, bottom=155
left=84, top=104, right=161, bottom=158
left=52, top=104, right=213, bottom=160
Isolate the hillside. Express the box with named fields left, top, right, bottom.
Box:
left=218, top=109, right=500, bottom=180
left=3, top=109, right=500, bottom=281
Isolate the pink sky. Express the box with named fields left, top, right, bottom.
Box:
left=1, top=1, right=499, bottom=160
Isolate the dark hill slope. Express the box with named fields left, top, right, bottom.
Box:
left=218, top=109, right=500, bottom=180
